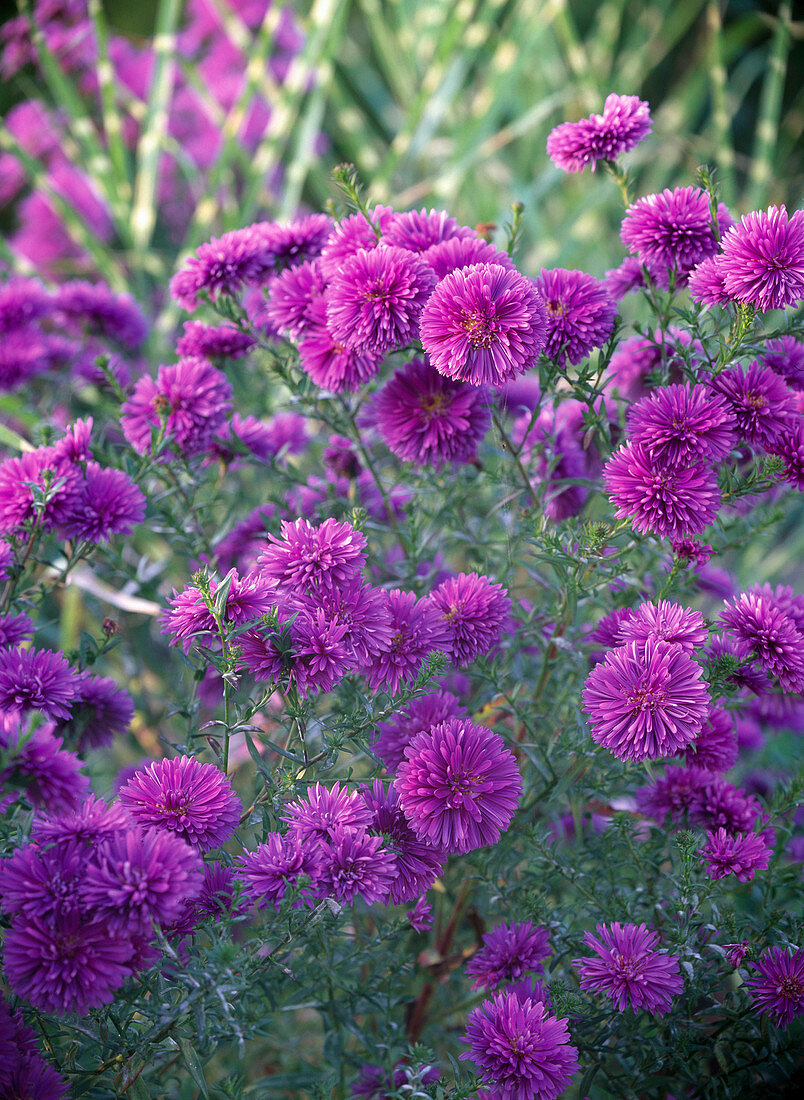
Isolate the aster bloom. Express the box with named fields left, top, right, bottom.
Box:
left=761, top=334, right=804, bottom=391
left=297, top=297, right=383, bottom=392
left=574, top=922, right=683, bottom=1015
left=423, top=235, right=515, bottom=280
left=620, top=188, right=730, bottom=283
left=318, top=205, right=395, bottom=281
left=254, top=213, right=333, bottom=270
left=0, top=646, right=83, bottom=719
left=466, top=922, right=552, bottom=992
left=238, top=832, right=321, bottom=911
left=176, top=320, right=256, bottom=360
left=603, top=441, right=721, bottom=539
left=118, top=755, right=242, bottom=851
left=420, top=263, right=548, bottom=386
left=719, top=590, right=804, bottom=693
left=688, top=254, right=730, bottom=306
left=627, top=383, right=736, bottom=466
left=315, top=827, right=397, bottom=905
left=169, top=225, right=275, bottom=310
left=0, top=998, right=70, bottom=1099
left=407, top=894, right=434, bottom=932
left=54, top=280, right=148, bottom=349
left=258, top=517, right=367, bottom=596
left=582, top=638, right=710, bottom=761
left=746, top=946, right=804, bottom=1030
left=776, top=419, right=804, bottom=490
left=672, top=537, right=713, bottom=567
left=325, top=245, right=436, bottom=356
left=693, top=772, right=765, bottom=836
left=724, top=942, right=749, bottom=968
left=0, top=839, right=87, bottom=920
left=395, top=717, right=522, bottom=854
left=535, top=268, right=617, bottom=366
left=372, top=689, right=468, bottom=772
left=430, top=572, right=511, bottom=667
left=547, top=93, right=651, bottom=173
left=162, top=569, right=276, bottom=652
left=32, top=793, right=131, bottom=848
left=363, top=589, right=451, bottom=695
left=53, top=673, right=134, bottom=751
left=0, top=445, right=81, bottom=534
left=383, top=207, right=476, bottom=253
left=262, top=259, right=326, bottom=338
left=710, top=361, right=797, bottom=451
left=311, top=575, right=394, bottom=669
left=719, top=205, right=804, bottom=312
left=0, top=611, right=34, bottom=649
left=617, top=599, right=709, bottom=653
left=460, top=990, right=579, bottom=1100
left=698, top=827, right=771, bottom=882
left=361, top=780, right=445, bottom=904
left=60, top=462, right=146, bottom=543
left=121, top=356, right=233, bottom=457
left=0, top=715, right=90, bottom=813
left=3, top=912, right=134, bottom=1016
left=372, top=356, right=491, bottom=468
left=83, top=827, right=204, bottom=933
left=283, top=781, right=374, bottom=843
left=683, top=706, right=738, bottom=773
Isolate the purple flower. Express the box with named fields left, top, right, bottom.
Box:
left=237, top=603, right=352, bottom=697
left=0, top=446, right=81, bottom=535
left=465, top=922, right=552, bottom=992
left=430, top=572, right=511, bottom=667
left=719, top=589, right=804, bottom=693
left=54, top=280, right=148, bottom=349
left=672, top=537, right=713, bottom=567
left=682, top=707, right=738, bottom=773
left=262, top=259, right=326, bottom=338
left=176, top=321, right=256, bottom=360
left=422, top=235, right=515, bottom=280
left=325, top=245, right=436, bottom=356
left=719, top=205, right=804, bottom=312
left=60, top=462, right=146, bottom=542
left=616, top=599, right=708, bottom=652
left=688, top=255, right=730, bottom=305
left=121, top=356, right=233, bottom=457
left=169, top=225, right=275, bottom=310
left=315, top=827, right=397, bottom=906
left=0, top=646, right=83, bottom=719
left=776, top=418, right=804, bottom=490
left=0, top=839, right=87, bottom=921
left=372, top=689, right=468, bottom=773
left=3, top=912, right=134, bottom=1016
left=761, top=335, right=804, bottom=391
left=582, top=638, right=710, bottom=761
left=698, top=827, right=771, bottom=882
left=253, top=213, right=333, bottom=270
left=283, top=781, right=374, bottom=843
left=118, top=755, right=242, bottom=851
left=460, top=990, right=579, bottom=1100
left=361, top=780, right=444, bottom=904
left=746, top=946, right=804, bottom=1030
left=395, top=717, right=522, bottom=854
left=0, top=611, right=34, bottom=649
left=0, top=998, right=69, bottom=1099
left=546, top=93, right=651, bottom=172
left=535, top=268, right=617, bottom=365
left=55, top=672, right=134, bottom=750
left=694, top=773, right=765, bottom=836
left=407, top=894, right=433, bottom=932
left=162, top=569, right=276, bottom=652
left=372, top=356, right=491, bottom=468
left=626, top=383, right=736, bottom=466
left=383, top=207, right=476, bottom=253
left=724, top=942, right=749, bottom=968
left=603, top=441, right=721, bottom=539
left=311, top=576, right=394, bottom=669
left=620, top=187, right=731, bottom=283
left=258, top=517, right=367, bottom=596
left=363, top=589, right=450, bottom=695
left=0, top=715, right=89, bottom=814
left=420, top=263, right=548, bottom=387
left=318, top=205, right=395, bottom=281
left=83, top=827, right=204, bottom=932
left=574, top=921, right=683, bottom=1015
left=710, top=361, right=797, bottom=451
left=238, top=832, right=321, bottom=911
left=297, top=297, right=383, bottom=392
left=32, top=793, right=131, bottom=848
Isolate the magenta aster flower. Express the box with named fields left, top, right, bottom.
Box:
left=55, top=672, right=134, bottom=750
left=422, top=235, right=515, bottom=280
left=282, top=781, right=374, bottom=843
left=710, top=361, right=797, bottom=451
left=363, top=589, right=451, bottom=695
left=311, top=576, right=394, bottom=669
left=361, top=780, right=444, bottom=904
left=254, top=213, right=333, bottom=271
left=620, top=188, right=731, bottom=282
left=325, top=245, right=436, bottom=356
left=682, top=706, right=738, bottom=773
left=746, top=946, right=804, bottom=1030
left=169, top=225, right=274, bottom=310
left=0, top=646, right=83, bottom=720
left=688, top=255, right=730, bottom=305
left=297, top=297, right=383, bottom=391
left=672, top=537, right=713, bottom=566
left=603, top=441, right=721, bottom=539
left=372, top=689, right=468, bottom=773
left=626, top=382, right=736, bottom=466
left=383, top=207, right=475, bottom=253
left=465, top=922, right=552, bottom=992
left=430, top=572, right=511, bottom=667
left=161, top=569, right=276, bottom=652
left=118, top=755, right=242, bottom=851
left=372, top=356, right=491, bottom=468
left=262, top=259, right=325, bottom=338
left=0, top=839, right=87, bottom=921
left=420, top=263, right=547, bottom=387
left=176, top=320, right=256, bottom=360
left=776, top=419, right=804, bottom=490
left=407, top=894, right=434, bottom=932
left=315, top=827, right=397, bottom=906
left=546, top=93, right=651, bottom=173
left=0, top=998, right=69, bottom=1099
left=698, top=827, right=771, bottom=882
left=54, top=280, right=148, bottom=349
left=318, top=205, right=395, bottom=281
left=238, top=832, right=321, bottom=911
left=0, top=715, right=89, bottom=814
left=535, top=268, right=617, bottom=366
left=616, top=599, right=708, bottom=653
left=3, top=912, right=134, bottom=1016
left=258, top=517, right=367, bottom=596
left=761, top=335, right=804, bottom=391
left=32, top=793, right=131, bottom=848
left=237, top=604, right=352, bottom=697
left=719, top=205, right=804, bottom=312
left=395, top=717, right=522, bottom=854
left=719, top=590, right=804, bottom=693
left=460, top=990, right=579, bottom=1100
left=0, top=611, right=34, bottom=649
left=582, top=638, right=710, bottom=761
left=693, top=772, right=764, bottom=836
left=60, top=462, right=146, bottom=543
left=121, top=356, right=233, bottom=457
left=574, top=922, right=683, bottom=1015
left=0, top=446, right=80, bottom=535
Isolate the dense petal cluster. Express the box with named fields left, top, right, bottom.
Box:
left=626, top=383, right=736, bottom=465
left=372, top=689, right=468, bottom=772
left=547, top=93, right=651, bottom=172
left=720, top=588, right=804, bottom=692
left=258, top=517, right=367, bottom=596
left=574, top=922, right=684, bottom=1015
left=466, top=922, right=552, bottom=992
left=746, top=947, right=804, bottom=1030
left=430, top=571, right=511, bottom=666
left=719, top=205, right=804, bottom=312
left=535, top=267, right=617, bottom=365
left=620, top=187, right=730, bottom=282
left=698, top=827, right=771, bottom=881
